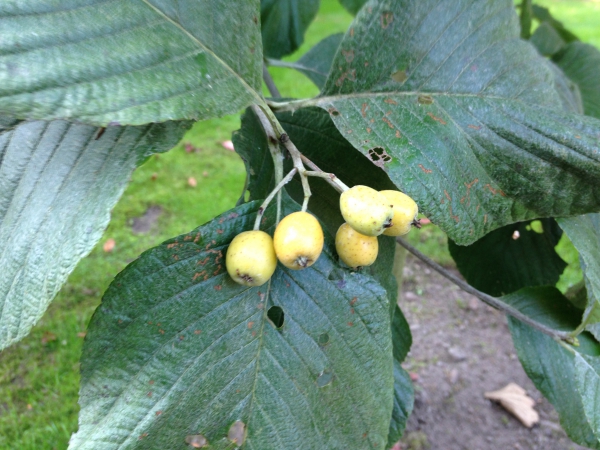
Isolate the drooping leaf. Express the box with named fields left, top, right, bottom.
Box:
left=0, top=118, right=189, bottom=350
left=269, top=34, right=343, bottom=89
left=509, top=315, right=600, bottom=448
left=531, top=5, right=579, bottom=44
left=277, top=0, right=600, bottom=245
left=448, top=219, right=566, bottom=297
left=73, top=200, right=395, bottom=450
left=530, top=22, right=566, bottom=57
left=0, top=1, right=263, bottom=126
left=261, top=0, right=320, bottom=59
left=387, top=360, right=413, bottom=447
left=500, top=286, right=582, bottom=333
left=554, top=42, right=600, bottom=120
left=233, top=106, right=397, bottom=236
left=574, top=352, right=600, bottom=438
left=338, top=0, right=368, bottom=16
left=557, top=214, right=600, bottom=329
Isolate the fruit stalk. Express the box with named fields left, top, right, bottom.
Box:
left=253, top=168, right=298, bottom=230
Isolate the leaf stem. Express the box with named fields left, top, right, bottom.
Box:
left=305, top=170, right=349, bottom=193
left=396, top=237, right=575, bottom=343
left=253, top=168, right=298, bottom=230
left=262, top=63, right=281, bottom=98
left=279, top=133, right=312, bottom=212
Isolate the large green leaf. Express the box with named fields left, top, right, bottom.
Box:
left=277, top=0, right=600, bottom=245
left=554, top=42, right=600, bottom=120
left=509, top=314, right=600, bottom=448
left=0, top=1, right=263, bottom=126
left=448, top=219, right=566, bottom=297
left=73, top=200, right=395, bottom=450
left=558, top=214, right=600, bottom=330
left=531, top=5, right=578, bottom=44
left=261, top=0, right=320, bottom=59
left=0, top=118, right=189, bottom=350
left=269, top=34, right=344, bottom=89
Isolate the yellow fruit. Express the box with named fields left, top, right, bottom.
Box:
left=335, top=223, right=378, bottom=268
left=340, top=185, right=393, bottom=236
left=226, top=231, right=277, bottom=286
left=380, top=190, right=419, bottom=236
left=273, top=212, right=324, bottom=270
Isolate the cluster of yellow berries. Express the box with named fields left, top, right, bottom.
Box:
left=225, top=185, right=418, bottom=287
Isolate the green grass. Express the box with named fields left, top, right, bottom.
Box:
left=0, top=0, right=597, bottom=448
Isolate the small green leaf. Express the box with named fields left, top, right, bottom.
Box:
left=387, top=360, right=413, bottom=447
left=448, top=219, right=566, bottom=297
left=0, top=117, right=189, bottom=350
left=338, top=0, right=368, bottom=15
left=531, top=5, right=579, bottom=44
left=272, top=33, right=343, bottom=89
left=0, top=1, right=263, bottom=125
left=509, top=317, right=600, bottom=448
left=530, top=23, right=566, bottom=57
left=554, top=42, right=600, bottom=120
left=574, top=352, right=600, bottom=438
left=73, top=200, right=395, bottom=450
left=261, top=0, right=320, bottom=59
left=558, top=214, right=600, bottom=329
left=294, top=0, right=600, bottom=245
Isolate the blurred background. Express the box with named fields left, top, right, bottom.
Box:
left=0, top=0, right=598, bottom=448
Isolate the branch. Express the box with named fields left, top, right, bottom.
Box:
left=279, top=133, right=311, bottom=211
left=396, top=237, right=575, bottom=343
left=263, top=63, right=281, bottom=98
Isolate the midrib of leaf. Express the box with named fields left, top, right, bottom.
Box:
left=140, top=0, right=263, bottom=106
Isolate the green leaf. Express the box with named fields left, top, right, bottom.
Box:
left=529, top=22, right=566, bottom=57
left=0, top=1, right=263, bottom=126
left=261, top=0, right=320, bottom=59
left=557, top=214, right=600, bottom=329
left=448, top=219, right=566, bottom=297
left=519, top=0, right=532, bottom=40
left=73, top=200, right=395, bottom=450
left=554, top=42, right=600, bottom=120
left=574, top=352, right=600, bottom=438
left=531, top=5, right=579, bottom=44
left=509, top=317, right=600, bottom=448
left=269, top=34, right=344, bottom=89
left=338, top=0, right=368, bottom=16
left=500, top=286, right=582, bottom=332
left=387, top=360, right=413, bottom=447
left=547, top=60, right=583, bottom=114
left=0, top=118, right=189, bottom=350
left=233, top=106, right=397, bottom=236
left=286, top=0, right=600, bottom=245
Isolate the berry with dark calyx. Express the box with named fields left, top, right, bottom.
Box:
left=335, top=223, right=378, bottom=268
left=274, top=211, right=324, bottom=270
left=380, top=190, right=419, bottom=236
left=340, top=185, right=393, bottom=236
left=226, top=231, right=277, bottom=286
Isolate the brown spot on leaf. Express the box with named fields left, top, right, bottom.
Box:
left=427, top=112, right=447, bottom=125
left=391, top=70, right=407, bottom=83
left=381, top=117, right=395, bottom=129
left=342, top=49, right=354, bottom=63
left=468, top=124, right=481, bottom=130
left=395, top=130, right=402, bottom=138
left=350, top=297, right=358, bottom=305
left=214, top=285, right=222, bottom=291
left=197, top=257, right=210, bottom=266
left=155, top=410, right=162, bottom=416
left=194, top=329, right=202, bottom=334
left=418, top=164, right=432, bottom=174
left=248, top=321, right=254, bottom=329
left=348, top=322, right=354, bottom=327
left=381, top=11, right=394, bottom=28
left=384, top=98, right=398, bottom=105
left=139, top=433, right=148, bottom=440
left=361, top=103, right=368, bottom=118
left=328, top=107, right=340, bottom=116
left=185, top=434, right=208, bottom=448
left=228, top=421, right=246, bottom=445
left=484, top=184, right=506, bottom=196
left=336, top=69, right=356, bottom=86
left=367, top=127, right=372, bottom=134
left=418, top=95, right=434, bottom=105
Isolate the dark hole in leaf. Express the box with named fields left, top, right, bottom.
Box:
left=316, top=370, right=333, bottom=387
left=267, top=306, right=285, bottom=328
left=318, top=332, right=330, bottom=345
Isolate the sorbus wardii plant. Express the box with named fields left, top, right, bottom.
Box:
left=1, top=1, right=600, bottom=449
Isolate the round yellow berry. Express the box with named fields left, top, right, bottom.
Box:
left=273, top=211, right=324, bottom=270
left=340, top=185, right=393, bottom=236
left=380, top=190, right=419, bottom=236
left=226, top=230, right=277, bottom=286
left=335, top=223, right=379, bottom=268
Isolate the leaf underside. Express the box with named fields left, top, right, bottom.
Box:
left=73, top=200, right=395, bottom=450
left=0, top=117, right=189, bottom=350
left=294, top=0, right=600, bottom=245
left=0, top=0, right=263, bottom=125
